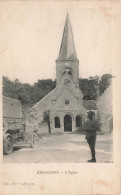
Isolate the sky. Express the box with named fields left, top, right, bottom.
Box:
left=0, top=1, right=119, bottom=84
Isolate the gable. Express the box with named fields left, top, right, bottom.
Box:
left=52, top=87, right=82, bottom=111
left=67, top=83, right=83, bottom=100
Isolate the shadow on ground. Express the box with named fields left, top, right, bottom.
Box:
left=13, top=147, right=22, bottom=152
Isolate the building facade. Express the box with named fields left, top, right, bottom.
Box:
left=28, top=14, right=96, bottom=134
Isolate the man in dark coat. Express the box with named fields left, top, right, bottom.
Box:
left=84, top=111, right=99, bottom=162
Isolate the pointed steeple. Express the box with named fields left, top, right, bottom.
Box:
left=57, top=13, right=78, bottom=61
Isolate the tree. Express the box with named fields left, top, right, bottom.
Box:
left=34, top=79, right=56, bottom=93
left=79, top=78, right=89, bottom=95
left=79, top=76, right=99, bottom=100
left=43, top=110, right=51, bottom=133
left=3, top=76, right=15, bottom=97
left=3, top=74, right=112, bottom=108
left=2, top=77, right=56, bottom=109
left=98, top=74, right=112, bottom=95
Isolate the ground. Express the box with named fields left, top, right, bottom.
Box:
left=3, top=133, right=113, bottom=163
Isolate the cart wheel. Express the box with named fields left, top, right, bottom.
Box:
left=3, top=135, right=13, bottom=155
left=30, top=136, right=35, bottom=148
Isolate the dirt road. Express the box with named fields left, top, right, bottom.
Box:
left=3, top=133, right=113, bottom=163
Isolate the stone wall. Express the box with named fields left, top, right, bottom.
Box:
left=97, top=84, right=113, bottom=133
left=38, top=122, right=49, bottom=134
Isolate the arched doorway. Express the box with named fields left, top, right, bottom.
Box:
left=64, top=114, right=72, bottom=132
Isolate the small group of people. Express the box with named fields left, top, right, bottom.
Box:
left=83, top=111, right=99, bottom=163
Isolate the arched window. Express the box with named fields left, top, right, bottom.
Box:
left=55, top=117, right=60, bottom=128
left=76, top=115, right=82, bottom=127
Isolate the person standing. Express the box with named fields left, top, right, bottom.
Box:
left=84, top=111, right=99, bottom=162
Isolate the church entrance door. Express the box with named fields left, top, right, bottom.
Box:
left=64, top=114, right=72, bottom=132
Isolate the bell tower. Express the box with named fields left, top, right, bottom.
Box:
left=56, top=13, right=79, bottom=87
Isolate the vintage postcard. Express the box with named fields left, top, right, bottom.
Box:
left=0, top=0, right=121, bottom=194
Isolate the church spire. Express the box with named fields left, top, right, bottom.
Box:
left=57, top=13, right=78, bottom=61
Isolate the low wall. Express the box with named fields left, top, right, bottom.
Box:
left=38, top=122, right=49, bottom=135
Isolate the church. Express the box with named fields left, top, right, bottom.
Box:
left=28, top=14, right=96, bottom=134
